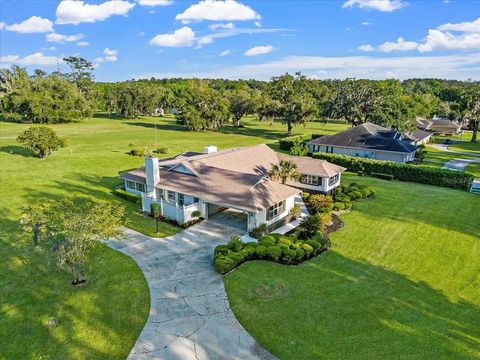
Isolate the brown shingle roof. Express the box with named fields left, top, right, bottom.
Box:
left=278, top=154, right=346, bottom=178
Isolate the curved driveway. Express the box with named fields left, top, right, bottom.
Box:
left=107, top=221, right=275, bottom=360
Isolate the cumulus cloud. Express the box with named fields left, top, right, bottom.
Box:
left=46, top=33, right=85, bottom=43
left=437, top=17, right=480, bottom=33
left=208, top=22, right=235, bottom=30
left=342, top=0, right=406, bottom=12
left=149, top=26, right=196, bottom=47
left=357, top=44, right=375, bottom=52
left=3, top=16, right=54, bottom=33
left=56, top=0, right=135, bottom=25
left=254, top=21, right=261, bottom=27
left=93, top=48, right=118, bottom=66
left=176, top=0, right=260, bottom=24
left=418, top=29, right=480, bottom=52
left=197, top=36, right=214, bottom=47
left=220, top=50, right=231, bottom=56
left=77, top=41, right=89, bottom=46
left=0, top=52, right=62, bottom=66
left=362, top=21, right=373, bottom=26
left=378, top=37, right=418, bottom=52
left=244, top=45, right=273, bottom=56
left=137, top=0, right=172, bottom=6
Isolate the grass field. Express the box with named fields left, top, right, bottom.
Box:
left=224, top=174, right=480, bottom=359
left=0, top=115, right=348, bottom=359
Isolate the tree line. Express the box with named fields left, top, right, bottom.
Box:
left=1, top=57, right=479, bottom=140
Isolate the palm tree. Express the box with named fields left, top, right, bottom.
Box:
left=268, top=160, right=300, bottom=185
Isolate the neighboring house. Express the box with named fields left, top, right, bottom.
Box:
left=402, top=128, right=434, bottom=146
left=307, top=122, right=418, bottom=163
left=120, top=144, right=345, bottom=232
left=416, top=116, right=463, bottom=135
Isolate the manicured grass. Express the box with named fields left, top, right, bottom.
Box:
left=465, top=162, right=480, bottom=179
left=0, top=115, right=348, bottom=358
left=449, top=140, right=480, bottom=154
left=224, top=174, right=480, bottom=359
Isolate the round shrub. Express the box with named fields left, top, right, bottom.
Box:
left=255, top=245, right=268, bottom=258
left=311, top=234, right=328, bottom=246
left=228, top=252, right=244, bottom=266
left=291, top=242, right=301, bottom=250
left=333, top=202, right=345, bottom=211
left=214, top=245, right=228, bottom=258
left=295, top=248, right=305, bottom=261
left=258, top=235, right=276, bottom=247
left=243, top=246, right=256, bottom=257
left=214, top=256, right=235, bottom=274
left=347, top=191, right=362, bottom=200
left=266, top=246, right=283, bottom=261
left=278, top=236, right=293, bottom=247
left=301, top=243, right=314, bottom=256
left=282, top=248, right=297, bottom=262
left=305, top=239, right=321, bottom=251
left=227, top=236, right=244, bottom=252
left=335, top=187, right=343, bottom=195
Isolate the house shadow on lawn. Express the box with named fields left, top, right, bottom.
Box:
left=230, top=251, right=480, bottom=359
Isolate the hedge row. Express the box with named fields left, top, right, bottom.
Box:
left=113, top=188, right=141, bottom=203
left=214, top=233, right=328, bottom=274
left=312, top=152, right=473, bottom=190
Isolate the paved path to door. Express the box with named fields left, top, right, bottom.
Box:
left=107, top=221, right=276, bottom=360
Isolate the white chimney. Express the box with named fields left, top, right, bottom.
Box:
left=144, top=156, right=159, bottom=194
left=204, top=145, right=217, bottom=154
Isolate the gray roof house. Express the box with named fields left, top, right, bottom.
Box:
left=416, top=117, right=463, bottom=135
left=307, top=122, right=418, bottom=163
left=120, top=144, right=345, bottom=232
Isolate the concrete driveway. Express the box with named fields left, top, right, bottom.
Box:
left=107, top=221, right=275, bottom=360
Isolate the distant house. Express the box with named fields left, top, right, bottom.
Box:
left=402, top=128, right=434, bottom=146
left=307, top=122, right=418, bottom=163
left=416, top=117, right=463, bottom=136
left=120, top=144, right=345, bottom=231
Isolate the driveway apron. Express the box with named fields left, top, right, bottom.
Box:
left=107, top=221, right=276, bottom=360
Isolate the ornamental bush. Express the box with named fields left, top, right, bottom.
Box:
left=258, top=235, right=276, bottom=247
left=214, top=256, right=235, bottom=274
left=255, top=245, right=268, bottom=258
left=113, top=188, right=141, bottom=203
left=279, top=135, right=311, bottom=150
left=17, top=126, right=67, bottom=159
left=312, top=152, right=473, bottom=190
left=266, top=246, right=283, bottom=261
left=333, top=202, right=346, bottom=211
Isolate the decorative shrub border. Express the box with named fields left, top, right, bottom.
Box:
left=311, top=152, right=473, bottom=190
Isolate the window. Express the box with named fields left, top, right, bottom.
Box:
left=267, top=201, right=285, bottom=221
left=135, top=182, right=146, bottom=192
left=193, top=197, right=199, bottom=203
left=328, top=174, right=339, bottom=186
left=167, top=191, right=176, bottom=203
left=156, top=188, right=164, bottom=200
left=300, top=174, right=320, bottom=186
left=178, top=193, right=184, bottom=206
left=126, top=180, right=135, bottom=189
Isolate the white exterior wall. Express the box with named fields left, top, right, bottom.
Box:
left=248, top=194, right=296, bottom=231
left=286, top=173, right=342, bottom=193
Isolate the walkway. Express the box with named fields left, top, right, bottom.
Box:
left=107, top=222, right=276, bottom=360
left=271, top=194, right=310, bottom=235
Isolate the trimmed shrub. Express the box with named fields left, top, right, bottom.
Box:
left=266, top=246, right=283, bottom=261
left=279, top=135, right=311, bottom=151
left=214, top=256, right=235, bottom=274
left=307, top=194, right=334, bottom=214
left=255, top=245, right=268, bottom=258
left=191, top=210, right=202, bottom=218
left=214, top=245, right=229, bottom=258
left=229, top=252, right=244, bottom=266
left=278, top=236, right=293, bottom=247
left=301, top=243, right=314, bottom=256
left=282, top=248, right=297, bottom=262
left=295, top=248, right=306, bottom=261
left=258, top=235, right=276, bottom=247
left=114, top=188, right=141, bottom=203
left=305, top=239, right=322, bottom=251
left=128, top=148, right=143, bottom=156
left=150, top=203, right=160, bottom=217
left=333, top=202, right=346, bottom=211
left=227, top=236, right=244, bottom=252
left=312, top=152, right=473, bottom=190
left=347, top=191, right=362, bottom=200
left=250, top=223, right=267, bottom=238
left=154, top=147, right=169, bottom=154
left=290, top=203, right=301, bottom=219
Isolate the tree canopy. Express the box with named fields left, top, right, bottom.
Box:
left=17, top=125, right=67, bottom=158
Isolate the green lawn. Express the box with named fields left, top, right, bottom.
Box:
left=0, top=115, right=348, bottom=359
left=449, top=140, right=480, bottom=155
left=224, top=174, right=480, bottom=359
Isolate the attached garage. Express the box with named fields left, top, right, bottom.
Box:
left=206, top=203, right=248, bottom=232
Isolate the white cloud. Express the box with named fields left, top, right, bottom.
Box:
left=3, top=16, right=54, bottom=33
left=197, top=36, right=214, bottom=47
left=362, top=21, right=373, bottom=26
left=254, top=21, right=261, bottom=27
left=40, top=46, right=57, bottom=51
left=46, top=33, right=84, bottom=43
left=56, top=0, right=135, bottom=25
left=220, top=50, right=231, bottom=56
left=0, top=52, right=62, bottom=66
left=378, top=37, right=418, bottom=52
left=0, top=22, right=5, bottom=30
left=94, top=57, right=105, bottom=64
left=438, top=17, right=480, bottom=33
left=244, top=45, right=273, bottom=56
left=357, top=44, right=375, bottom=52
left=137, top=0, right=173, bottom=6
left=77, top=41, right=89, bottom=46
left=132, top=53, right=480, bottom=81
left=103, top=48, right=118, bottom=62
left=176, top=0, right=260, bottom=24
left=149, top=26, right=196, bottom=47
left=208, top=22, right=235, bottom=30
left=342, top=0, right=406, bottom=12
left=418, top=29, right=480, bottom=52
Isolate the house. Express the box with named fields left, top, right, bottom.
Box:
left=120, top=144, right=345, bottom=232
left=416, top=116, right=463, bottom=136
left=307, top=122, right=418, bottom=163
left=402, top=128, right=434, bottom=146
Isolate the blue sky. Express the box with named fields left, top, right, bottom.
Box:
left=1, top=0, right=479, bottom=81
